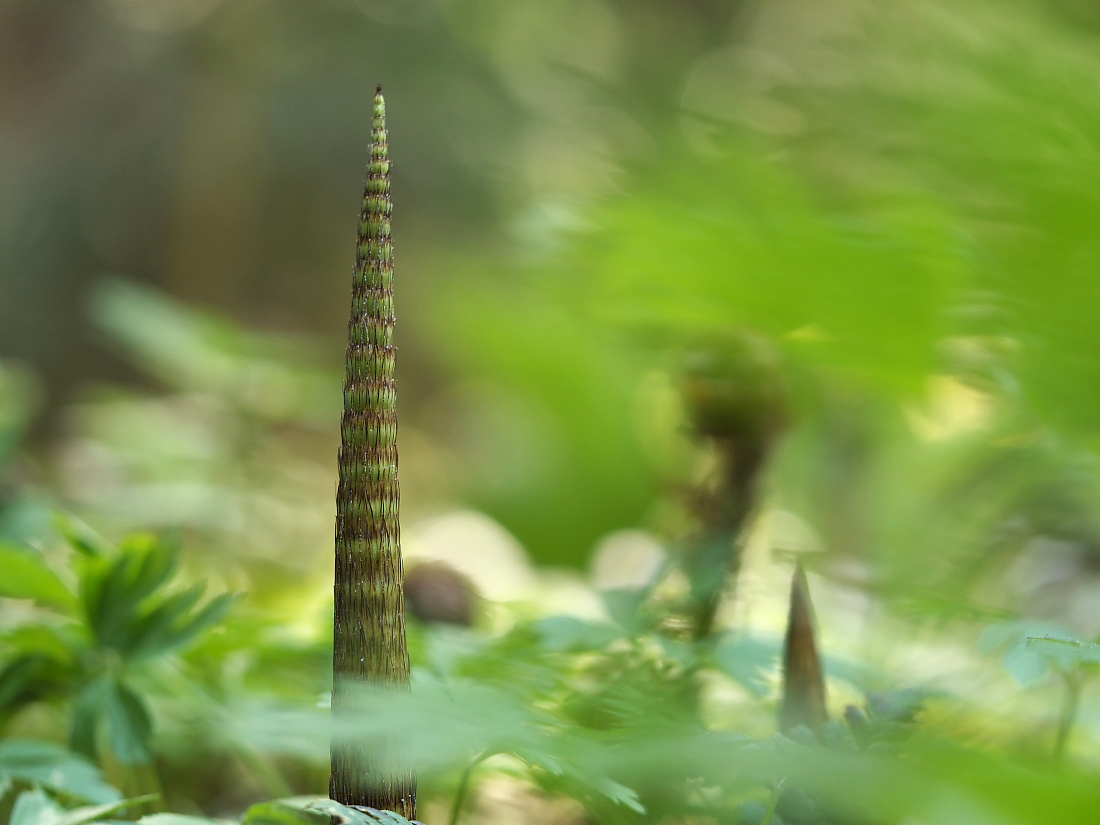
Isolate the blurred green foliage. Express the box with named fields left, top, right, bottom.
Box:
left=0, top=525, right=237, bottom=771
left=7, top=0, right=1100, bottom=823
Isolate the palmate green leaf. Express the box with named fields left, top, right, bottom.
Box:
left=242, top=797, right=421, bottom=825
left=0, top=654, right=69, bottom=712
left=68, top=676, right=154, bottom=766
left=124, top=583, right=205, bottom=659
left=522, top=744, right=650, bottom=814
left=589, top=778, right=645, bottom=814
left=82, top=535, right=180, bottom=650
left=601, top=588, right=651, bottom=636
left=980, top=620, right=1077, bottom=685
left=0, top=740, right=121, bottom=803
left=10, top=788, right=63, bottom=825
left=9, top=790, right=155, bottom=825
left=77, top=531, right=236, bottom=664
left=125, top=586, right=239, bottom=662
left=331, top=676, right=541, bottom=772
left=533, top=616, right=621, bottom=653
left=327, top=676, right=649, bottom=814
left=238, top=799, right=321, bottom=825
left=70, top=677, right=111, bottom=762
left=156, top=592, right=239, bottom=655
left=297, top=798, right=416, bottom=825
left=53, top=514, right=111, bottom=559
left=0, top=543, right=75, bottom=609
left=104, top=680, right=153, bottom=765
left=53, top=795, right=157, bottom=825
left=1, top=624, right=78, bottom=665
left=712, top=634, right=779, bottom=698
left=1025, top=636, right=1100, bottom=672
left=233, top=674, right=641, bottom=806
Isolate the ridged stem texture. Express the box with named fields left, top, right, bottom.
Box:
left=330, top=86, right=415, bottom=819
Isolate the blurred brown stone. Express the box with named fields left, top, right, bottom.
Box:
left=404, top=561, right=477, bottom=626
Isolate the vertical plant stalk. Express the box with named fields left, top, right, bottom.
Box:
left=1053, top=669, right=1082, bottom=764
left=759, top=778, right=786, bottom=825
left=447, top=751, right=490, bottom=825
left=685, top=440, right=768, bottom=640
left=331, top=86, right=416, bottom=819
left=779, top=564, right=826, bottom=735
left=679, top=332, right=787, bottom=640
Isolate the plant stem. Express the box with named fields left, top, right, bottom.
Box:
left=1053, top=670, right=1082, bottom=764
left=760, top=778, right=785, bottom=825
left=448, top=751, right=490, bottom=825
left=679, top=332, right=786, bottom=639
left=330, top=85, right=415, bottom=819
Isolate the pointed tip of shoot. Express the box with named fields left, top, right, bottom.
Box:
left=791, top=562, right=810, bottom=607
left=780, top=562, right=827, bottom=735
left=373, top=86, right=385, bottom=122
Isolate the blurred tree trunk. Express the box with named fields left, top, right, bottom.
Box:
left=330, top=87, right=416, bottom=820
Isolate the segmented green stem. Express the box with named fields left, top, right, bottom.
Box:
left=330, top=86, right=415, bottom=819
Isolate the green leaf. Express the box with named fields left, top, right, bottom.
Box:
left=66, top=675, right=156, bottom=768
left=90, top=280, right=340, bottom=424
left=243, top=797, right=373, bottom=825
left=601, top=589, right=650, bottom=635
left=713, top=634, right=780, bottom=698
left=2, top=623, right=79, bottom=664
left=53, top=513, right=112, bottom=558
left=591, top=778, right=646, bottom=814
left=1026, top=637, right=1100, bottom=671
left=534, top=616, right=621, bottom=652
left=295, top=798, right=419, bottom=825
left=0, top=543, right=74, bottom=608
left=10, top=788, right=63, bottom=825
left=8, top=792, right=155, bottom=825
left=241, top=799, right=323, bottom=825
left=298, top=799, right=370, bottom=825
left=105, top=680, right=154, bottom=765
left=83, top=535, right=180, bottom=650
left=1002, top=644, right=1050, bottom=686
left=70, top=677, right=111, bottom=762
left=328, top=676, right=543, bottom=773
left=0, top=740, right=121, bottom=803
left=139, top=815, right=229, bottom=825
left=130, top=583, right=205, bottom=650
left=53, top=795, right=158, bottom=825
left=980, top=621, right=1079, bottom=685
left=158, top=592, right=239, bottom=655
left=0, top=655, right=62, bottom=711
left=126, top=586, right=238, bottom=661
left=257, top=797, right=424, bottom=825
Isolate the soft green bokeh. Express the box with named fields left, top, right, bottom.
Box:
left=6, top=0, right=1100, bottom=822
